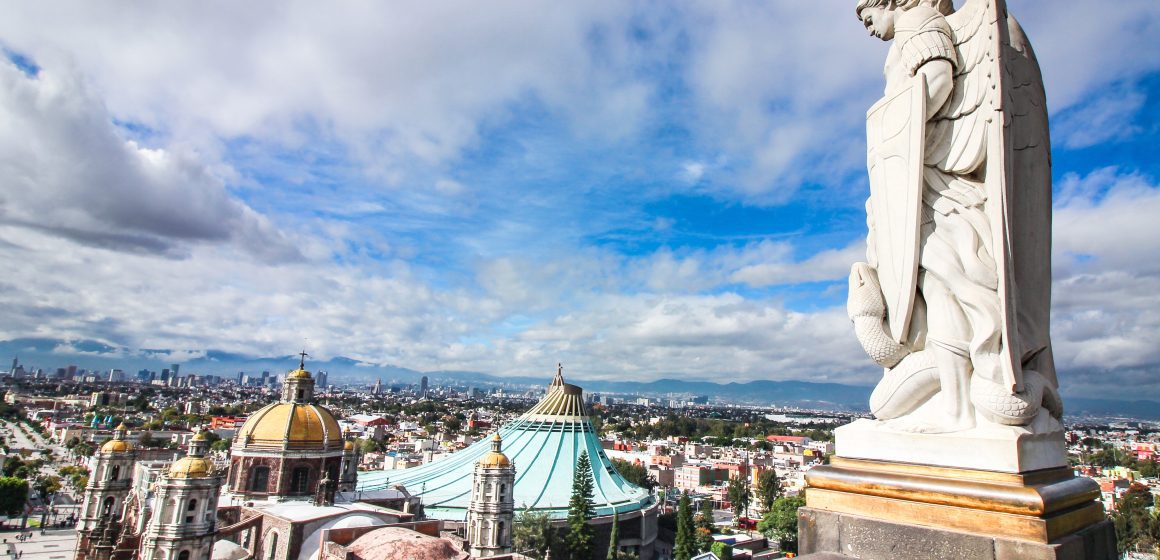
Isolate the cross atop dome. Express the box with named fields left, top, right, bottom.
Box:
left=551, top=363, right=565, bottom=387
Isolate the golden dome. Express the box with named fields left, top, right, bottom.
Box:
left=478, top=450, right=511, bottom=468
left=235, top=402, right=342, bottom=451
left=344, top=440, right=356, bottom=451
left=114, top=422, right=129, bottom=431
left=169, top=455, right=214, bottom=478
left=478, top=433, right=510, bottom=468
left=101, top=439, right=134, bottom=453
left=287, top=367, right=312, bottom=379
left=192, top=431, right=209, bottom=441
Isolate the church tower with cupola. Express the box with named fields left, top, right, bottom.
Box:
left=76, top=424, right=137, bottom=560
left=466, top=433, right=516, bottom=558
left=225, top=353, right=346, bottom=502
left=139, top=430, right=223, bottom=560
left=338, top=436, right=359, bottom=492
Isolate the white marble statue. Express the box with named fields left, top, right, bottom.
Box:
left=849, top=0, right=1061, bottom=433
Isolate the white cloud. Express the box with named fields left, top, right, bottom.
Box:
left=1051, top=169, right=1160, bottom=387
left=0, top=60, right=296, bottom=260
left=1052, top=87, right=1145, bottom=149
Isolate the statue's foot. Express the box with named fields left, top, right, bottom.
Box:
left=884, top=415, right=974, bottom=434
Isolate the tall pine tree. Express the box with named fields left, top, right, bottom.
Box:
left=606, top=510, right=620, bottom=560
left=567, top=450, right=596, bottom=559
left=674, top=490, right=696, bottom=560
left=756, top=469, right=781, bottom=513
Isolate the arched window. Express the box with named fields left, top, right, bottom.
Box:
left=177, top=551, right=190, bottom=560
left=185, top=499, right=198, bottom=523
left=499, top=483, right=506, bottom=499
left=250, top=466, right=270, bottom=492
left=265, top=532, right=279, bottom=560
left=109, top=465, right=120, bottom=481
left=102, top=496, right=115, bottom=516
left=496, top=521, right=505, bottom=546
left=290, top=467, right=310, bottom=494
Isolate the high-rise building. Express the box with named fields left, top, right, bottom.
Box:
left=316, top=370, right=328, bottom=389
left=420, top=375, right=429, bottom=398
left=372, top=379, right=382, bottom=395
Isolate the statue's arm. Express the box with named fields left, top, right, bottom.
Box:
left=917, top=59, right=953, bottom=120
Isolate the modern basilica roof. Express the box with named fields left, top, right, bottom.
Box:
left=356, top=370, right=654, bottom=520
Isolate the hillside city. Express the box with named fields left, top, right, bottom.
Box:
left=1, top=359, right=1156, bottom=559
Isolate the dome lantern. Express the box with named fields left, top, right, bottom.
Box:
left=282, top=349, right=316, bottom=403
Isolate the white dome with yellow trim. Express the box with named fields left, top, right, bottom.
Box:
left=235, top=402, right=342, bottom=450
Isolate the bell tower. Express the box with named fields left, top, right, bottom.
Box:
left=139, top=430, right=223, bottom=560
left=75, top=424, right=137, bottom=560
left=467, top=434, right=516, bottom=557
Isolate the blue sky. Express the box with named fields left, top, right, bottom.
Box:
left=0, top=1, right=1157, bottom=399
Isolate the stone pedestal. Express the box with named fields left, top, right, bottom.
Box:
left=797, top=457, right=1116, bottom=559
left=835, top=417, right=1067, bottom=473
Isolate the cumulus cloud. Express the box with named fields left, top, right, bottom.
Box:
left=1051, top=168, right=1160, bottom=395
left=0, top=60, right=297, bottom=260
left=0, top=1, right=1156, bottom=399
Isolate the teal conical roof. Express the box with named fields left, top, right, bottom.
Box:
left=357, top=371, right=654, bottom=520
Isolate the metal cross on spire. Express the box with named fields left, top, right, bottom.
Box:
left=298, top=349, right=310, bottom=370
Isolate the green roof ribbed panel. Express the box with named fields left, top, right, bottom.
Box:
left=356, top=376, right=654, bottom=520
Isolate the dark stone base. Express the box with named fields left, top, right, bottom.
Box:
left=797, top=507, right=1117, bottom=560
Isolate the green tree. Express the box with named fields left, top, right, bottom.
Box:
left=137, top=431, right=159, bottom=448
left=1112, top=482, right=1160, bottom=555
left=757, top=494, right=806, bottom=554
left=0, top=477, right=28, bottom=515
left=70, top=475, right=89, bottom=495
left=710, top=542, right=733, bottom=560
left=567, top=451, right=596, bottom=560
left=2, top=456, right=24, bottom=477
left=33, top=475, right=61, bottom=502
left=694, top=505, right=714, bottom=553
left=513, top=507, right=554, bottom=559
left=726, top=475, right=750, bottom=523
left=607, top=510, right=620, bottom=560
left=755, top=469, right=781, bottom=513
left=674, top=491, right=696, bottom=560
left=211, top=437, right=232, bottom=452
left=357, top=438, right=380, bottom=456
left=610, top=458, right=656, bottom=491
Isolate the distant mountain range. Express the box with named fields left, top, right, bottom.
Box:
left=2, top=337, right=1157, bottom=420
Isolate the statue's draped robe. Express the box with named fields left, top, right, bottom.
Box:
left=867, top=2, right=1054, bottom=393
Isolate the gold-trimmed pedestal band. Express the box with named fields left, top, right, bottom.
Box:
left=804, top=457, right=1105, bottom=543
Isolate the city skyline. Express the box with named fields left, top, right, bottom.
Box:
left=1, top=2, right=1158, bottom=400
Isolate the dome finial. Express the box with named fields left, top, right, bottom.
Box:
left=298, top=348, right=310, bottom=370
left=551, top=363, right=565, bottom=387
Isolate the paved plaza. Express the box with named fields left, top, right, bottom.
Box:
left=0, top=529, right=77, bottom=560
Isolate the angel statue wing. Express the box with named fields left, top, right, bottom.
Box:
left=928, top=0, right=1054, bottom=393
